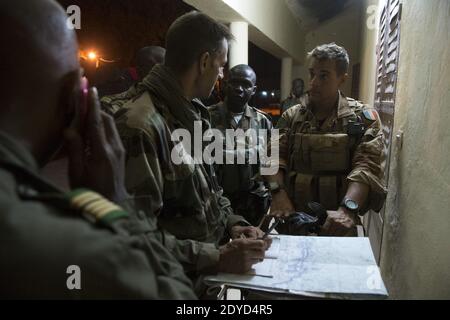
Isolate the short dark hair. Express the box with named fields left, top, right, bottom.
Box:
left=136, top=46, right=165, bottom=79
left=229, top=64, right=257, bottom=85
left=308, top=43, right=350, bottom=75
left=292, top=78, right=304, bottom=87
left=165, top=11, right=233, bottom=72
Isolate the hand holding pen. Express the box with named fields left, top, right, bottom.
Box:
left=258, top=217, right=281, bottom=240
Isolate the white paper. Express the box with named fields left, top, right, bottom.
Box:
left=205, top=235, right=388, bottom=299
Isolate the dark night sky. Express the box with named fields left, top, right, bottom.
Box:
left=58, top=0, right=194, bottom=66
left=57, top=0, right=281, bottom=100
left=249, top=42, right=281, bottom=94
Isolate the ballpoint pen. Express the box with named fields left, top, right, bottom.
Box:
left=259, top=217, right=281, bottom=239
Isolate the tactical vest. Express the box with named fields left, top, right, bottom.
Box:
left=286, top=99, right=365, bottom=211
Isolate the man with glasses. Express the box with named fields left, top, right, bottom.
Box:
left=209, top=64, right=273, bottom=226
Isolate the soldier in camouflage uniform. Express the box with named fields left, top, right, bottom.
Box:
left=209, top=64, right=273, bottom=226
left=100, top=46, right=165, bottom=116
left=267, top=43, right=387, bottom=237
left=114, top=12, right=271, bottom=295
left=0, top=0, right=195, bottom=299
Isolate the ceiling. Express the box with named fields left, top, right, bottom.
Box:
left=285, top=0, right=356, bottom=31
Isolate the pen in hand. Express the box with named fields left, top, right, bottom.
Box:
left=259, top=218, right=281, bottom=240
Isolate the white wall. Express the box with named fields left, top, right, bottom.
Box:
left=223, top=0, right=305, bottom=62
left=299, top=2, right=363, bottom=98
left=378, top=0, right=450, bottom=299
left=357, top=0, right=450, bottom=299
left=184, top=0, right=305, bottom=62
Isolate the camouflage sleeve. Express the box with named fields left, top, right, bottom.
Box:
left=118, top=126, right=222, bottom=273
left=347, top=107, right=388, bottom=212
left=100, top=86, right=139, bottom=116
left=157, top=230, right=221, bottom=274
left=100, top=94, right=121, bottom=116
left=123, top=193, right=222, bottom=274
left=226, top=215, right=250, bottom=229
left=210, top=168, right=250, bottom=231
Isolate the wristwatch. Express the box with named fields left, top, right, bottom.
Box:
left=340, top=198, right=360, bottom=215
left=268, top=181, right=284, bottom=194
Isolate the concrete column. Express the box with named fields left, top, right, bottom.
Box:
left=281, top=57, right=293, bottom=100
left=229, top=21, right=248, bottom=68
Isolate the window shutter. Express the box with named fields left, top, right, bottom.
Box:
left=366, top=0, right=402, bottom=263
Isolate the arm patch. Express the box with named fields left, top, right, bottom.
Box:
left=363, top=109, right=379, bottom=121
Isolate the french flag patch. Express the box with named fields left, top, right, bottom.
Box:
left=363, top=109, right=379, bottom=121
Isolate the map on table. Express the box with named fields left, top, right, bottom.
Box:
left=205, top=235, right=388, bottom=299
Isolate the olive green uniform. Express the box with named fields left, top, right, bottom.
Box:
left=0, top=131, right=196, bottom=299
left=208, top=102, right=273, bottom=225
left=114, top=65, right=249, bottom=284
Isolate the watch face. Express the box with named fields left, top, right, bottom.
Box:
left=345, top=199, right=359, bottom=211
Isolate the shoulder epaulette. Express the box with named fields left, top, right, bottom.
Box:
left=66, top=189, right=128, bottom=225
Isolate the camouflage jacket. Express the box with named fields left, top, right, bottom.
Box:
left=273, top=92, right=387, bottom=213
left=280, top=95, right=302, bottom=114
left=0, top=131, right=195, bottom=299
left=100, top=84, right=138, bottom=116
left=208, top=102, right=273, bottom=196
left=114, top=72, right=249, bottom=277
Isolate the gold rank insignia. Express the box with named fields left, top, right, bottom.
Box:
left=66, top=189, right=128, bottom=225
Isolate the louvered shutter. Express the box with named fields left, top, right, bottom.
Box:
left=366, top=0, right=402, bottom=263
